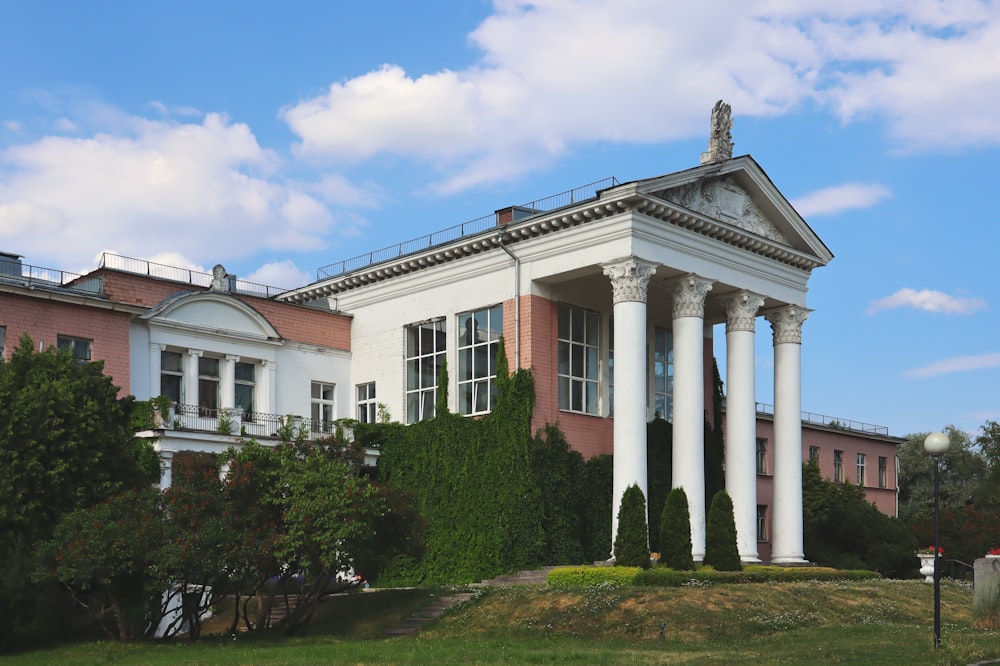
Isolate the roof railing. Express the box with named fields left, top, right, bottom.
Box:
left=316, top=176, right=619, bottom=280
left=98, top=253, right=290, bottom=298
left=0, top=259, right=105, bottom=296
left=755, top=402, right=889, bottom=436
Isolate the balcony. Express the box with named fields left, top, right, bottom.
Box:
left=152, top=403, right=343, bottom=441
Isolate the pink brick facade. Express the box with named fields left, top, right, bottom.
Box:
left=0, top=291, right=134, bottom=395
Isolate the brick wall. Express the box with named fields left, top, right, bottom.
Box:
left=0, top=292, right=133, bottom=394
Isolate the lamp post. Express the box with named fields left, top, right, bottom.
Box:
left=923, top=431, right=949, bottom=649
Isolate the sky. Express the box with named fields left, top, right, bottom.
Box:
left=1, top=0, right=999, bottom=439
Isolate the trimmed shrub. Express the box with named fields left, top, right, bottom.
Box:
left=546, top=565, right=641, bottom=587
left=614, top=485, right=650, bottom=568
left=633, top=566, right=878, bottom=587
left=704, top=490, right=742, bottom=571
left=659, top=488, right=694, bottom=571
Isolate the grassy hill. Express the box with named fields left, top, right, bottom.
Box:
left=5, top=579, right=999, bottom=665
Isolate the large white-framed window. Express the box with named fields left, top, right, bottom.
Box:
left=756, top=438, right=768, bottom=475
left=878, top=456, right=888, bottom=489
left=160, top=350, right=183, bottom=403
left=406, top=318, right=446, bottom=423
left=856, top=453, right=866, bottom=486
left=653, top=327, right=674, bottom=420
left=198, top=356, right=220, bottom=416
left=558, top=303, right=600, bottom=415
left=833, top=450, right=844, bottom=483
left=357, top=382, right=376, bottom=423
left=312, top=381, right=336, bottom=433
left=235, top=361, right=255, bottom=418
left=57, top=335, right=92, bottom=364
left=457, top=304, right=503, bottom=416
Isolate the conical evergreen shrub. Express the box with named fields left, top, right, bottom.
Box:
left=704, top=490, right=742, bottom=571
left=659, top=487, right=694, bottom=570
left=613, top=484, right=650, bottom=568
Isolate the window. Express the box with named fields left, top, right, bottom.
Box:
left=235, top=362, right=255, bottom=417
left=57, top=335, right=92, bottom=364
left=357, top=382, right=377, bottom=423
left=406, top=319, right=446, bottom=423
left=312, top=382, right=336, bottom=433
left=809, top=446, right=820, bottom=463
left=198, top=356, right=220, bottom=416
left=160, top=350, right=183, bottom=403
left=756, top=438, right=768, bottom=475
left=857, top=453, right=866, bottom=486
left=457, top=305, right=503, bottom=415
left=608, top=316, right=614, bottom=417
left=833, top=450, right=844, bottom=483
left=0, top=325, right=6, bottom=359
left=653, top=327, right=674, bottom=420
left=558, top=304, right=600, bottom=414
left=756, top=505, right=768, bottom=541
left=878, top=456, right=888, bottom=489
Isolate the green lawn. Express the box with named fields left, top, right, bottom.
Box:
left=5, top=580, right=999, bottom=665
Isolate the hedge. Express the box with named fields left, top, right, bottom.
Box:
left=547, top=565, right=878, bottom=588
left=546, top=566, right=642, bottom=587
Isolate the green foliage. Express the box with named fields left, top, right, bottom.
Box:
left=436, top=358, right=450, bottom=416
left=659, top=487, right=694, bottom=570
left=645, top=417, right=672, bottom=552
left=633, top=565, right=879, bottom=586
left=371, top=339, right=546, bottom=585
left=803, top=461, right=916, bottom=577
left=613, top=485, right=650, bottom=569
left=704, top=361, right=726, bottom=507
left=546, top=565, right=641, bottom=587
left=704, top=491, right=742, bottom=571
left=531, top=425, right=586, bottom=565
left=580, top=454, right=613, bottom=563
left=0, top=334, right=158, bottom=545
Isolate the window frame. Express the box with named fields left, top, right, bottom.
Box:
left=405, top=318, right=446, bottom=424
left=234, top=361, right=256, bottom=418
left=833, top=450, right=844, bottom=483
left=356, top=382, right=377, bottom=423
left=311, top=381, right=336, bottom=433
left=160, top=349, right=183, bottom=404
left=808, top=446, right=820, bottom=463
left=557, top=303, right=601, bottom=415
left=856, top=452, right=866, bottom=486
left=197, top=355, right=221, bottom=416
left=878, top=456, right=888, bottom=489
left=456, top=304, right=503, bottom=416
left=57, top=334, right=92, bottom=364
left=756, top=505, right=768, bottom=542
left=756, top=438, right=768, bottom=475
left=653, top=326, right=673, bottom=420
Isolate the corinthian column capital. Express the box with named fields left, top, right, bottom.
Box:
left=602, top=257, right=657, bottom=304
left=671, top=274, right=715, bottom=318
left=723, top=291, right=765, bottom=333
left=766, top=305, right=811, bottom=345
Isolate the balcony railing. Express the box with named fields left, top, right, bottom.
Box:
left=0, top=259, right=105, bottom=296
left=156, top=404, right=341, bottom=441
left=755, top=402, right=889, bottom=437
left=316, top=177, right=619, bottom=280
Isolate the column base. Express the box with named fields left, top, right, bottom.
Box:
left=740, top=557, right=762, bottom=565
left=769, top=558, right=813, bottom=567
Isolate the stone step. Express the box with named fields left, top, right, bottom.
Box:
left=384, top=592, right=476, bottom=638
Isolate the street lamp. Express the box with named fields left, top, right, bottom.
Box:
left=924, top=431, right=949, bottom=649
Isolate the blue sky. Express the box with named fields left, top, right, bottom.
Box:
left=1, top=0, right=998, bottom=438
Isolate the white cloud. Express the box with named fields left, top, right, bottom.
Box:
left=867, top=288, right=987, bottom=315
left=243, top=260, right=313, bottom=290
left=906, top=353, right=1000, bottom=378
left=281, top=0, right=1000, bottom=191
left=791, top=183, right=891, bottom=217
left=0, top=112, right=360, bottom=270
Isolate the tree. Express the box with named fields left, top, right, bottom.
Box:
left=897, top=426, right=987, bottom=525
left=704, top=491, right=741, bottom=571
left=0, top=335, right=159, bottom=545
left=614, top=484, right=650, bottom=568
left=659, top=487, right=694, bottom=570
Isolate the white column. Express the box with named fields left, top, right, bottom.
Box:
left=184, top=350, right=202, bottom=408
left=670, top=274, right=714, bottom=562
left=148, top=343, right=165, bottom=399
left=603, top=257, right=656, bottom=557
left=723, top=291, right=765, bottom=563
left=766, top=305, right=810, bottom=564
left=222, top=354, right=239, bottom=409
left=158, top=451, right=174, bottom=490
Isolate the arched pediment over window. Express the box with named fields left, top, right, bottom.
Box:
left=140, top=291, right=281, bottom=342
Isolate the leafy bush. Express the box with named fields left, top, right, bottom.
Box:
left=546, top=566, right=641, bottom=587
left=704, top=490, right=741, bottom=571
left=659, top=488, right=694, bottom=571
left=633, top=566, right=878, bottom=587
left=614, top=485, right=650, bottom=568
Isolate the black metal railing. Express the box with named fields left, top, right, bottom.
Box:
left=0, top=259, right=105, bottom=296
left=315, top=177, right=619, bottom=279
left=755, top=402, right=889, bottom=436
left=165, top=404, right=337, bottom=440
left=99, top=253, right=291, bottom=298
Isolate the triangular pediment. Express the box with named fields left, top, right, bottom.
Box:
left=141, top=291, right=281, bottom=340
left=637, top=156, right=833, bottom=265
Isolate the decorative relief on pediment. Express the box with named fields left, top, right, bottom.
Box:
left=658, top=176, right=788, bottom=244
